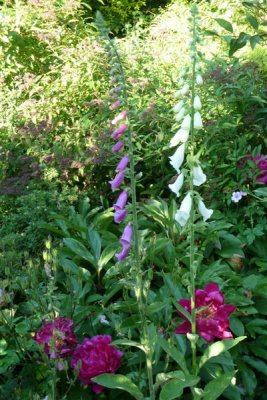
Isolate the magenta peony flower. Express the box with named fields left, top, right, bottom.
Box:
left=71, top=335, right=123, bottom=394
left=34, top=317, right=78, bottom=359
left=175, top=283, right=235, bottom=342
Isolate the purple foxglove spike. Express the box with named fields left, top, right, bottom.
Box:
left=120, top=223, right=132, bottom=245
left=109, top=100, right=121, bottom=110
left=111, top=123, right=127, bottom=140
left=115, top=243, right=130, bottom=262
left=109, top=171, right=125, bottom=192
left=114, top=190, right=128, bottom=210
left=112, top=141, right=124, bottom=153
left=111, top=111, right=128, bottom=125
left=116, top=155, right=129, bottom=172
left=114, top=209, right=128, bottom=224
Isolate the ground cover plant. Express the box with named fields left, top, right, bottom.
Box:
left=0, top=0, right=267, bottom=399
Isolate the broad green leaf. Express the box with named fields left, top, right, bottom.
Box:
left=146, top=301, right=167, bottom=315
left=112, top=339, right=146, bottom=352
left=215, top=18, right=233, bottom=33
left=91, top=374, right=144, bottom=400
left=158, top=337, right=188, bottom=373
left=246, top=13, right=259, bottom=30
left=203, top=371, right=235, bottom=400
left=199, top=337, right=246, bottom=369
left=58, top=255, right=80, bottom=274
left=88, top=229, right=101, bottom=260
left=240, top=366, right=257, bottom=396
left=160, top=375, right=199, bottom=400
left=250, top=35, right=261, bottom=49
left=172, top=299, right=192, bottom=323
left=63, top=238, right=95, bottom=266
left=0, top=339, right=7, bottom=356
left=230, top=318, right=245, bottom=336
left=98, top=243, right=118, bottom=270
left=243, top=355, right=267, bottom=375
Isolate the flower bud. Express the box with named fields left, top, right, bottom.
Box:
left=175, top=192, right=192, bottom=227
left=194, top=112, right=203, bottom=129
left=193, top=95, right=201, bottom=111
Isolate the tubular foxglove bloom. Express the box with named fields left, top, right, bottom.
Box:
left=194, top=112, right=203, bottom=130
left=173, top=100, right=184, bottom=113
left=175, top=192, right=192, bottom=227
left=109, top=171, right=125, bottom=191
left=181, top=114, right=191, bottom=131
left=109, top=100, right=121, bottom=110
left=115, top=223, right=132, bottom=262
left=193, top=95, right=201, bottom=110
left=180, top=83, right=190, bottom=95
left=168, top=173, right=184, bottom=197
left=116, top=155, right=129, bottom=172
left=169, top=143, right=185, bottom=172
left=111, top=123, right=128, bottom=140
left=111, top=110, right=128, bottom=125
left=112, top=141, right=124, bottom=153
left=114, top=209, right=128, bottom=223
left=196, top=74, right=203, bottom=85
left=198, top=199, right=213, bottom=221
left=175, top=107, right=186, bottom=122
left=114, top=190, right=128, bottom=210
left=193, top=165, right=206, bottom=186
left=170, top=129, right=190, bottom=147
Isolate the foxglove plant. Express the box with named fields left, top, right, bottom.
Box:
left=168, top=4, right=215, bottom=373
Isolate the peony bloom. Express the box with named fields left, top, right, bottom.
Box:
left=71, top=335, right=123, bottom=394
left=198, top=199, right=213, bottom=221
left=112, top=141, right=124, bottom=153
left=116, top=155, right=129, bottom=172
left=109, top=171, right=125, bottom=191
left=111, top=123, right=127, bottom=140
left=194, top=112, right=203, bottom=130
left=175, top=282, right=236, bottom=342
left=169, top=143, right=186, bottom=173
left=193, top=165, right=206, bottom=186
left=34, top=317, right=78, bottom=359
left=111, top=111, right=128, bottom=125
left=170, top=129, right=189, bottom=147
left=231, top=191, right=247, bottom=203
left=175, top=192, right=192, bottom=227
left=115, top=223, right=132, bottom=262
left=168, top=173, right=184, bottom=197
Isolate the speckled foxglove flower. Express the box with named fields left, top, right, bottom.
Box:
left=198, top=199, right=213, bottom=221
left=194, top=112, right=203, bottom=130
left=170, top=129, right=190, bottom=147
left=111, top=123, right=127, bottom=140
left=173, top=100, right=184, bottom=113
left=111, top=110, right=128, bottom=125
left=113, top=190, right=128, bottom=223
left=109, top=100, right=121, bottom=110
left=181, top=114, right=191, bottom=131
left=112, top=141, right=124, bottom=153
left=175, top=192, right=192, bottom=227
left=169, top=143, right=185, bottom=172
left=168, top=173, right=184, bottom=197
left=115, top=223, right=132, bottom=262
left=109, top=171, right=125, bottom=191
left=193, top=165, right=206, bottom=186
left=116, top=155, right=129, bottom=172
left=175, top=107, right=186, bottom=122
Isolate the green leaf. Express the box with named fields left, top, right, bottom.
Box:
left=0, top=339, right=7, bottom=356
left=203, top=371, right=235, bottom=400
left=243, top=356, right=267, bottom=375
left=147, top=301, right=167, bottom=315
left=199, top=337, right=246, bottom=369
left=250, top=35, right=261, bottom=49
left=246, top=13, right=259, bottom=30
left=172, top=299, right=192, bottom=323
left=112, top=339, right=146, bottom=352
left=88, top=229, right=101, bottom=261
left=91, top=374, right=144, bottom=400
left=58, top=255, right=80, bottom=274
left=98, top=243, right=118, bottom=270
left=160, top=375, right=199, bottom=400
left=215, top=18, right=233, bottom=33
left=158, top=337, right=188, bottom=373
left=230, top=317, right=245, bottom=336
left=63, top=238, right=95, bottom=266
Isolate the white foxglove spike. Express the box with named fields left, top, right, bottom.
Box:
left=175, top=107, right=186, bottom=122
left=181, top=114, right=191, bottom=130
left=196, top=74, right=203, bottom=85
left=193, top=165, right=206, bottom=186
left=198, top=199, right=213, bottom=221
left=168, top=173, right=184, bottom=197
left=173, top=101, right=184, bottom=113
left=193, top=95, right=201, bottom=110
left=175, top=192, right=192, bottom=227
left=169, top=143, right=185, bottom=172
left=180, top=83, right=190, bottom=95
left=194, top=112, right=203, bottom=129
left=169, top=129, right=189, bottom=147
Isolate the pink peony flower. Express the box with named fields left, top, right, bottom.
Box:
left=71, top=335, right=123, bottom=394
left=34, top=317, right=78, bottom=359
left=175, top=283, right=235, bottom=342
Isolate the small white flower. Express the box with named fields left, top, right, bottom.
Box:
left=169, top=143, right=185, bottom=172
left=231, top=191, right=247, bottom=203
left=196, top=74, right=203, bottom=85
left=175, top=107, right=186, bottom=122
left=193, top=165, right=206, bottom=186
left=181, top=114, right=191, bottom=130
left=198, top=199, right=213, bottom=221
left=175, top=192, right=192, bottom=227
left=173, top=100, right=184, bottom=113
left=194, top=112, right=203, bottom=129
left=99, top=314, right=110, bottom=325
left=193, top=95, right=201, bottom=110
left=169, top=129, right=189, bottom=147
left=168, top=173, right=184, bottom=197
left=180, top=83, right=190, bottom=95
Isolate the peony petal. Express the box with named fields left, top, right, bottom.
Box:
left=175, top=320, right=191, bottom=334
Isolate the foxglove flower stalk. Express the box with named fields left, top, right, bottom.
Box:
left=115, top=223, right=133, bottom=262
left=112, top=140, right=124, bottom=153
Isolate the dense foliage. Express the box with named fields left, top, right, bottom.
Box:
left=0, top=0, right=267, bottom=399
